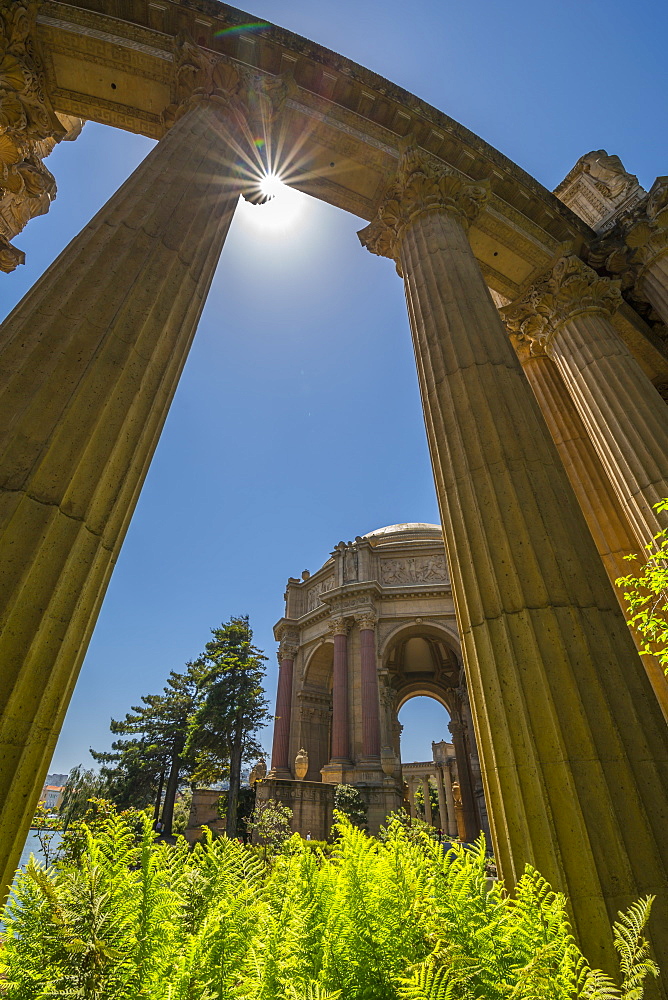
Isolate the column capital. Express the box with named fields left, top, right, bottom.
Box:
left=276, top=624, right=299, bottom=663
left=0, top=0, right=82, bottom=272
left=355, top=610, right=377, bottom=630
left=501, top=254, right=622, bottom=347
left=162, top=35, right=291, bottom=137
left=328, top=616, right=350, bottom=637
left=624, top=178, right=668, bottom=276
left=358, top=147, right=491, bottom=267
left=448, top=719, right=465, bottom=738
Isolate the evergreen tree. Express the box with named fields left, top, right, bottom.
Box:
left=188, top=616, right=269, bottom=838
left=91, top=660, right=210, bottom=835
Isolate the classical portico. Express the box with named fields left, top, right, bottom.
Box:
left=2, top=0, right=668, bottom=983
left=265, top=523, right=490, bottom=839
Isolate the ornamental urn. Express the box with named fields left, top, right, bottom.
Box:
left=294, top=748, right=309, bottom=780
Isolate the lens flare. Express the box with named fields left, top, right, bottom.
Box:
left=214, top=22, right=269, bottom=38
left=239, top=174, right=305, bottom=234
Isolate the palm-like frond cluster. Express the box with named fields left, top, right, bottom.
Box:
left=1, top=813, right=658, bottom=1000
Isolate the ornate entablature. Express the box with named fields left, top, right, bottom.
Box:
left=0, top=0, right=83, bottom=271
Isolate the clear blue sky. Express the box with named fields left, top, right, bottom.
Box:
left=3, top=0, right=667, bottom=772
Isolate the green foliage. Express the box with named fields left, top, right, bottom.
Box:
left=617, top=498, right=668, bottom=674
left=2, top=813, right=659, bottom=1000
left=247, top=798, right=293, bottom=852
left=333, top=784, right=368, bottom=829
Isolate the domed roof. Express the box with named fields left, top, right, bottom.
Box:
left=364, top=522, right=442, bottom=542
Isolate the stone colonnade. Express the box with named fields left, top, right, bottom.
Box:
left=0, top=59, right=667, bottom=985
left=358, top=149, right=668, bottom=978
left=404, top=758, right=458, bottom=839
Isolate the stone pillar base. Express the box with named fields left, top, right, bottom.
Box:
left=255, top=777, right=334, bottom=841
left=320, top=762, right=352, bottom=784
left=267, top=767, right=291, bottom=780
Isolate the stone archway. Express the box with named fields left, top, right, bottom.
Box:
left=1, top=1, right=668, bottom=978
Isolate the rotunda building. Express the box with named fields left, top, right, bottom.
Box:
left=260, top=523, right=490, bottom=839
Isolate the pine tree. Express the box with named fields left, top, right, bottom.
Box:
left=188, top=616, right=269, bottom=838
left=91, top=659, right=210, bottom=835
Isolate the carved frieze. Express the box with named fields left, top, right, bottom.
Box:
left=307, top=575, right=336, bottom=612
left=358, top=147, right=491, bottom=267
left=0, top=1, right=82, bottom=271
left=380, top=554, right=448, bottom=586
left=501, top=254, right=622, bottom=346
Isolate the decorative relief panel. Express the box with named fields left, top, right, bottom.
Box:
left=380, top=554, right=448, bottom=586
left=307, top=575, right=336, bottom=611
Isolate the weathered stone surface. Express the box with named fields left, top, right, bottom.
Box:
left=360, top=154, right=668, bottom=979
left=0, top=101, right=244, bottom=901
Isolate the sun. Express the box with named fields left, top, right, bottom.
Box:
left=239, top=174, right=306, bottom=233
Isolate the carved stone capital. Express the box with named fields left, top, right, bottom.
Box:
left=162, top=35, right=245, bottom=128
left=0, top=1, right=82, bottom=271
left=328, top=616, right=350, bottom=637
left=278, top=639, right=299, bottom=663
left=508, top=331, right=548, bottom=365
left=358, top=147, right=491, bottom=266
left=624, top=181, right=668, bottom=277
left=355, top=611, right=377, bottom=631
left=501, top=254, right=622, bottom=346
left=448, top=719, right=465, bottom=738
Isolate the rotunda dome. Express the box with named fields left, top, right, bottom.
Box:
left=363, top=523, right=443, bottom=546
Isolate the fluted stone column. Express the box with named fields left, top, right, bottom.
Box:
left=625, top=177, right=668, bottom=325
left=509, top=336, right=668, bottom=720
left=449, top=720, right=479, bottom=841
left=359, top=148, right=668, bottom=981
left=329, top=618, right=351, bottom=764
left=408, top=781, right=417, bottom=820
left=0, top=99, right=250, bottom=901
left=435, top=768, right=447, bottom=832
left=503, top=254, right=668, bottom=551
left=270, top=634, right=298, bottom=777
left=421, top=776, right=433, bottom=825
left=442, top=763, right=457, bottom=838
left=357, top=612, right=381, bottom=761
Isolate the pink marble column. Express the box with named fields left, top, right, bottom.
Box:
left=357, top=612, right=381, bottom=761
left=270, top=638, right=297, bottom=775
left=330, top=618, right=351, bottom=763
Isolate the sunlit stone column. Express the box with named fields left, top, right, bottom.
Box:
left=329, top=618, right=351, bottom=764
left=441, top=762, right=457, bottom=838
left=0, top=98, right=249, bottom=902
left=508, top=335, right=668, bottom=720
left=421, top=776, right=433, bottom=825
left=448, top=720, right=478, bottom=841
left=503, top=254, right=668, bottom=550
left=270, top=632, right=298, bottom=777
left=358, top=148, right=668, bottom=980
left=625, top=177, right=668, bottom=325
left=356, top=611, right=381, bottom=762
left=408, top=781, right=417, bottom=820
left=434, top=768, right=447, bottom=832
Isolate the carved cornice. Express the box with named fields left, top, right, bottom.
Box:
left=501, top=254, right=622, bottom=346
left=0, top=0, right=79, bottom=271
left=357, top=147, right=491, bottom=268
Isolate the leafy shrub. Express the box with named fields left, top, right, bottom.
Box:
left=1, top=812, right=658, bottom=1000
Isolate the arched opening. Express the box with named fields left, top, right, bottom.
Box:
left=398, top=694, right=455, bottom=835
left=297, top=643, right=334, bottom=780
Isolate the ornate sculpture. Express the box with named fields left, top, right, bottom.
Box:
left=0, top=1, right=82, bottom=271
left=294, top=747, right=309, bottom=780
left=579, top=150, right=638, bottom=200
left=358, top=147, right=490, bottom=269
left=162, top=33, right=243, bottom=127
left=355, top=611, right=377, bottom=631
left=501, top=254, right=622, bottom=347
left=328, top=616, right=350, bottom=637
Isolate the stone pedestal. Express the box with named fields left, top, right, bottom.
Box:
left=0, top=101, right=244, bottom=901
left=255, top=777, right=334, bottom=842
left=184, top=788, right=226, bottom=843
left=359, top=149, right=668, bottom=981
